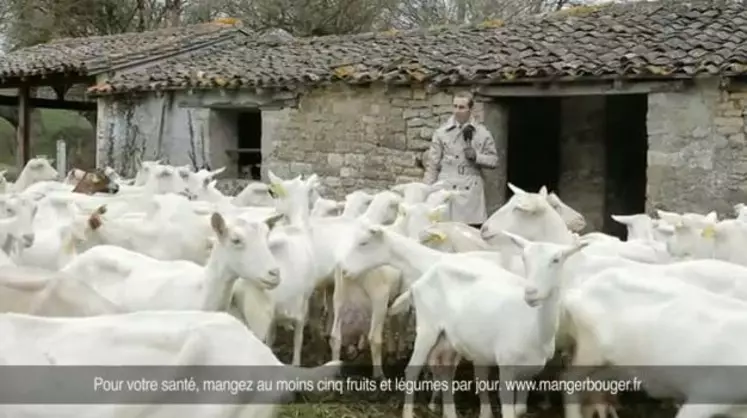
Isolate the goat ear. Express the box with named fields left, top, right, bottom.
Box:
left=538, top=186, right=548, bottom=198
left=428, top=204, right=448, bottom=223
left=267, top=170, right=282, bottom=185
left=562, top=241, right=589, bottom=260
left=507, top=183, right=525, bottom=196
left=210, top=213, right=228, bottom=237
left=500, top=230, right=530, bottom=249
left=264, top=213, right=284, bottom=230
left=656, top=210, right=682, bottom=227
left=704, top=211, right=718, bottom=223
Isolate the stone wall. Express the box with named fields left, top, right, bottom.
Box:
left=558, top=96, right=607, bottom=232
left=647, top=78, right=747, bottom=215
left=263, top=84, right=507, bottom=208
left=96, top=92, right=211, bottom=176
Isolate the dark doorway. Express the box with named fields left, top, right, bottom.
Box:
left=237, top=110, right=262, bottom=180
left=505, top=97, right=562, bottom=197
left=603, top=94, right=648, bottom=238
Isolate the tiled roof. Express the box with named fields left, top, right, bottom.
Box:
left=0, top=21, right=249, bottom=81
left=88, top=0, right=747, bottom=95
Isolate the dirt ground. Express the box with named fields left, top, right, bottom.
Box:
left=270, top=320, right=678, bottom=418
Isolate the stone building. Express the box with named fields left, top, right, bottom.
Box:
left=3, top=0, right=747, bottom=235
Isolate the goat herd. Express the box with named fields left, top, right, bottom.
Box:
left=0, top=155, right=745, bottom=418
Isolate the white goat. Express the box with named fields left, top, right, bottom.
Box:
left=58, top=212, right=280, bottom=324
left=9, top=156, right=59, bottom=193
left=561, top=269, right=747, bottom=418
left=335, top=216, right=516, bottom=418
left=391, top=181, right=446, bottom=204
left=0, top=310, right=341, bottom=418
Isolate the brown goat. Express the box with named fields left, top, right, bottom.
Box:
left=87, top=205, right=108, bottom=230
left=71, top=168, right=119, bottom=195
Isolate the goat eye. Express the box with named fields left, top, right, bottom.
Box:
left=231, top=238, right=242, bottom=246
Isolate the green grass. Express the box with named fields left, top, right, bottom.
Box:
left=0, top=108, right=95, bottom=168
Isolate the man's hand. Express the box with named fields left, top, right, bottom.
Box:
left=462, top=124, right=475, bottom=141
left=464, top=146, right=476, bottom=161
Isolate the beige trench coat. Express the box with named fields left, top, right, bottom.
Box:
left=423, top=116, right=498, bottom=224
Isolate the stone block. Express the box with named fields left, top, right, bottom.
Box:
left=714, top=117, right=743, bottom=127
left=390, top=98, right=408, bottom=107
left=403, top=108, right=420, bottom=119
left=344, top=153, right=366, bottom=166
left=407, top=118, right=425, bottom=128
left=729, top=133, right=746, bottom=143
left=409, top=139, right=431, bottom=151
left=324, top=176, right=342, bottom=187
left=340, top=167, right=356, bottom=178
left=419, top=127, right=434, bottom=139
left=327, top=153, right=344, bottom=168
left=717, top=125, right=743, bottom=135
left=289, top=162, right=313, bottom=174
left=392, top=89, right=413, bottom=99
left=720, top=109, right=743, bottom=117
left=380, top=133, right=407, bottom=151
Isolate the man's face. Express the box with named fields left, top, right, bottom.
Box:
left=452, top=97, right=471, bottom=124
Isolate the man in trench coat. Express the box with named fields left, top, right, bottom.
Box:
left=423, top=92, right=498, bottom=228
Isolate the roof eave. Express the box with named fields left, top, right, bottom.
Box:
left=85, top=29, right=247, bottom=77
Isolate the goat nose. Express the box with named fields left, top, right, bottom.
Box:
left=524, top=287, right=539, bottom=306
left=22, top=233, right=35, bottom=247
left=262, top=268, right=281, bottom=289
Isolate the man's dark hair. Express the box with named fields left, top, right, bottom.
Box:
left=454, top=91, right=474, bottom=109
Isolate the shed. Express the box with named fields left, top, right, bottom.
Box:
left=84, top=0, right=747, bottom=235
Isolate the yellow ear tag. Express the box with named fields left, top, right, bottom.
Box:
left=269, top=183, right=286, bottom=198
left=423, top=230, right=447, bottom=244
left=428, top=211, right=441, bottom=223
left=701, top=225, right=716, bottom=239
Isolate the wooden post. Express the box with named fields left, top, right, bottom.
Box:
left=16, top=85, right=30, bottom=169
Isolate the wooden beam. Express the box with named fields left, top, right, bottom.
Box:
left=176, top=89, right=298, bottom=109
left=722, top=76, right=747, bottom=93
left=477, top=80, right=688, bottom=97
left=16, top=86, right=30, bottom=169
left=0, top=95, right=95, bottom=111
left=0, top=74, right=94, bottom=90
